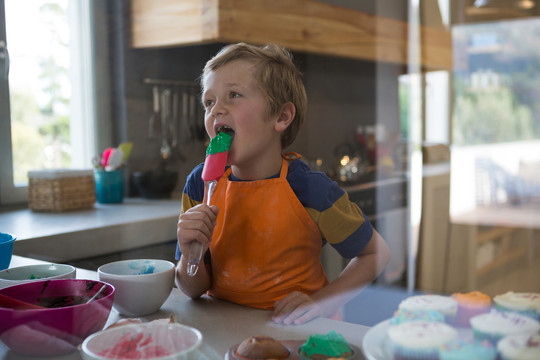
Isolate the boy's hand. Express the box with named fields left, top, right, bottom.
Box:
left=272, top=291, right=323, bottom=326
left=177, top=204, right=219, bottom=256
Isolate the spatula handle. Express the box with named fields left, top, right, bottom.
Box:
left=186, top=180, right=217, bottom=277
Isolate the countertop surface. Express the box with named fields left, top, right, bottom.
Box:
left=0, top=198, right=181, bottom=262
left=1, top=256, right=371, bottom=360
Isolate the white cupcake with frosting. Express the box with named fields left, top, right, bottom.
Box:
left=470, top=310, right=540, bottom=345
left=388, top=321, right=458, bottom=360
left=398, top=295, right=457, bottom=324
left=494, top=292, right=540, bottom=321
left=497, top=333, right=540, bottom=360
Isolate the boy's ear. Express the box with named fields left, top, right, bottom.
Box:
left=274, top=102, right=296, bottom=133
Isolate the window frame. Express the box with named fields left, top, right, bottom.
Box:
left=0, top=0, right=112, bottom=206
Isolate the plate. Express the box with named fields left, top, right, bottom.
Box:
left=361, top=320, right=475, bottom=360
left=226, top=340, right=362, bottom=360
left=361, top=320, right=393, bottom=360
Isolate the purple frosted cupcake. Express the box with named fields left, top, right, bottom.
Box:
left=387, top=321, right=458, bottom=360
left=470, top=310, right=540, bottom=345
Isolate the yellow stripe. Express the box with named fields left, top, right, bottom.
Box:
left=181, top=192, right=201, bottom=213
left=306, top=193, right=365, bottom=245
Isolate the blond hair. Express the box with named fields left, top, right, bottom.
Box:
left=201, top=43, right=307, bottom=149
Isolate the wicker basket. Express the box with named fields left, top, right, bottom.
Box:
left=28, top=169, right=96, bottom=212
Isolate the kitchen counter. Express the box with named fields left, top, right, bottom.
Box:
left=0, top=198, right=181, bottom=263
left=1, top=256, right=371, bottom=360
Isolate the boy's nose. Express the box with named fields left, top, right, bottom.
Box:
left=210, top=100, right=226, bottom=117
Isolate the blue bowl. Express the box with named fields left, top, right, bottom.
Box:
left=0, top=233, right=16, bottom=271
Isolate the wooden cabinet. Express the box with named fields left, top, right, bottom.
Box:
left=445, top=223, right=534, bottom=294
left=130, top=0, right=452, bottom=70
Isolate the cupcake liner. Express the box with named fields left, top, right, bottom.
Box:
left=472, top=329, right=504, bottom=346
left=494, top=304, right=540, bottom=322
left=390, top=343, right=439, bottom=360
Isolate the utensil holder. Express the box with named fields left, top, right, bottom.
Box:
left=94, top=169, right=124, bottom=204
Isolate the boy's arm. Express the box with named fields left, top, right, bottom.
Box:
left=176, top=254, right=212, bottom=298
left=273, top=229, right=390, bottom=325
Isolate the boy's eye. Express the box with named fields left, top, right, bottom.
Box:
left=230, top=92, right=241, bottom=99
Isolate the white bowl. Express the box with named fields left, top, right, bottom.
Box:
left=81, top=322, right=202, bottom=360
left=0, top=263, right=76, bottom=289
left=97, top=259, right=175, bottom=316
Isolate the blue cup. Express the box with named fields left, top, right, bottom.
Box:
left=0, top=233, right=16, bottom=270
left=94, top=169, right=124, bottom=203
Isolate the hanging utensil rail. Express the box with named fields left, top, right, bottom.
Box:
left=142, top=78, right=206, bottom=154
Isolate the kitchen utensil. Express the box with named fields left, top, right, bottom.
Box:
left=189, top=92, right=197, bottom=141
left=182, top=90, right=193, bottom=141
left=85, top=284, right=107, bottom=304
left=148, top=85, right=160, bottom=139
left=105, top=148, right=123, bottom=170
left=160, top=89, right=172, bottom=159
left=187, top=132, right=232, bottom=277
left=193, top=92, right=207, bottom=141
left=171, top=90, right=179, bottom=148
left=118, top=142, right=133, bottom=163
left=0, top=293, right=44, bottom=310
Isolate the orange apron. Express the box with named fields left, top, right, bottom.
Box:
left=207, top=155, right=329, bottom=310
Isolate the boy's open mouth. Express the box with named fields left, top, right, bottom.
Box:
left=216, top=125, right=235, bottom=137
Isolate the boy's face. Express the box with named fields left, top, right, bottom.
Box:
left=202, top=60, right=283, bottom=178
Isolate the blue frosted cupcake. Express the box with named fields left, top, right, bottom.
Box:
left=398, top=295, right=457, bottom=324
left=497, top=333, right=540, bottom=360
left=493, top=292, right=540, bottom=321
left=390, top=308, right=445, bottom=326
left=470, top=310, right=540, bottom=345
left=387, top=321, right=458, bottom=360
left=439, top=338, right=497, bottom=360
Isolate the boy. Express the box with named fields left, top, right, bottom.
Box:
left=175, top=43, right=390, bottom=325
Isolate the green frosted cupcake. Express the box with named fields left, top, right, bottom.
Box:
left=299, top=331, right=352, bottom=359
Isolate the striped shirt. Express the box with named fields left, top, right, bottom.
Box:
left=175, top=158, right=373, bottom=260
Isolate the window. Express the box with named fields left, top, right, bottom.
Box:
left=0, top=0, right=109, bottom=205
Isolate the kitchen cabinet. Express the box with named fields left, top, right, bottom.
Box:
left=130, top=0, right=452, bottom=70
left=446, top=207, right=540, bottom=295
